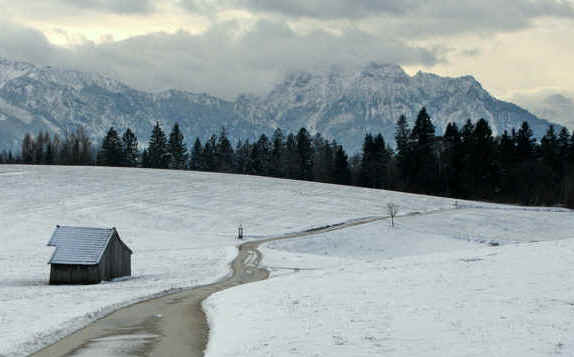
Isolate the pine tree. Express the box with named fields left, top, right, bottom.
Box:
left=248, top=134, right=271, bottom=175
left=541, top=125, right=559, bottom=171
left=122, top=128, right=139, bottom=167
left=45, top=138, right=55, bottom=165
left=21, top=133, right=34, bottom=164
left=394, top=114, right=411, bottom=182
left=472, top=119, right=492, bottom=144
left=141, top=149, right=150, bottom=168
left=470, top=119, right=497, bottom=198
left=564, top=131, right=574, bottom=207
left=0, top=150, right=14, bottom=163
left=216, top=127, right=234, bottom=172
left=496, top=130, right=518, bottom=201
left=556, top=127, right=570, bottom=178
left=234, top=139, right=251, bottom=174
left=168, top=123, right=187, bottom=169
left=373, top=134, right=391, bottom=188
left=558, top=127, right=570, bottom=161
left=71, top=132, right=81, bottom=165
left=284, top=133, right=299, bottom=179
left=270, top=128, right=285, bottom=177
left=516, top=121, right=535, bottom=160
left=408, top=107, right=438, bottom=193
left=461, top=119, right=474, bottom=143
left=190, top=138, right=203, bottom=170
left=443, top=123, right=461, bottom=145
left=296, top=128, right=314, bottom=180
left=332, top=145, right=351, bottom=185
left=33, top=132, right=47, bottom=164
left=312, top=133, right=334, bottom=183
left=51, top=134, right=61, bottom=164
left=359, top=133, right=375, bottom=187
left=202, top=135, right=217, bottom=171
left=148, top=122, right=169, bottom=169
left=99, top=127, right=123, bottom=166
left=360, top=133, right=390, bottom=188
left=498, top=130, right=515, bottom=164
left=442, top=122, right=463, bottom=195
left=76, top=127, right=93, bottom=165
left=410, top=107, right=435, bottom=148
left=59, top=131, right=73, bottom=165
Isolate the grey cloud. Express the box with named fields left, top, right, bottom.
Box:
left=181, top=0, right=574, bottom=37
left=58, top=0, right=155, bottom=14
left=181, top=0, right=416, bottom=18
left=0, top=22, right=61, bottom=64
left=0, top=0, right=154, bottom=19
left=242, top=0, right=574, bottom=20
left=418, top=0, right=574, bottom=33
left=460, top=48, right=481, bottom=57
left=512, top=90, right=574, bottom=129
left=0, top=19, right=441, bottom=98
left=353, top=0, right=574, bottom=40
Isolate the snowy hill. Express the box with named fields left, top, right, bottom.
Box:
left=1, top=165, right=573, bottom=356
left=207, top=235, right=574, bottom=357
left=0, top=58, right=557, bottom=153
left=0, top=165, right=458, bottom=356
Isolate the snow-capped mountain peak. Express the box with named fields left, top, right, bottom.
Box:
left=0, top=58, right=558, bottom=153
left=0, top=57, right=34, bottom=88
left=0, top=57, right=128, bottom=93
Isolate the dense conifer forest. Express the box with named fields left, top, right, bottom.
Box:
left=2, top=107, right=573, bottom=208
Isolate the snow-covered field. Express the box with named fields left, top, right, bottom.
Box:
left=2, top=165, right=573, bottom=357
left=264, top=207, right=574, bottom=261
left=206, top=240, right=574, bottom=357
left=0, top=165, right=457, bottom=357
left=204, top=204, right=574, bottom=356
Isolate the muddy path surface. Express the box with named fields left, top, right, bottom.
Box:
left=30, top=215, right=386, bottom=357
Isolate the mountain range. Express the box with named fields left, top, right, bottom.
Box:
left=0, top=57, right=557, bottom=154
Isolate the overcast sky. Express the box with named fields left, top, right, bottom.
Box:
left=0, top=0, right=573, bottom=122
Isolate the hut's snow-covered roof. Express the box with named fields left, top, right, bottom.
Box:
left=47, top=226, right=118, bottom=265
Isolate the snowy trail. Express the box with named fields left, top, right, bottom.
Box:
left=29, top=214, right=395, bottom=357
left=204, top=210, right=574, bottom=357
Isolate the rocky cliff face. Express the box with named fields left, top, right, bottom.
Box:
left=0, top=58, right=554, bottom=153
left=0, top=57, right=265, bottom=152
left=237, top=63, right=551, bottom=152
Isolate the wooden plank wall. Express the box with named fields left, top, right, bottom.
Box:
left=49, top=233, right=131, bottom=285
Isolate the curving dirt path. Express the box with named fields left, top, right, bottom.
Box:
left=30, top=215, right=385, bottom=357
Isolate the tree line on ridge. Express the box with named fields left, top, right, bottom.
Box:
left=2, top=107, right=573, bottom=207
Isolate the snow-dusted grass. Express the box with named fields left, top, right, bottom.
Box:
left=3, top=165, right=573, bottom=357
left=263, top=207, right=574, bottom=262
left=206, top=240, right=574, bottom=357
left=204, top=204, right=574, bottom=356
left=0, top=165, right=459, bottom=357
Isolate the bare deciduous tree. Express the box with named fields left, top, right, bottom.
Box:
left=387, top=202, right=399, bottom=227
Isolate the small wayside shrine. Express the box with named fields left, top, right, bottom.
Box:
left=47, top=226, right=132, bottom=285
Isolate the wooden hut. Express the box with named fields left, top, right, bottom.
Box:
left=47, top=226, right=132, bottom=285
